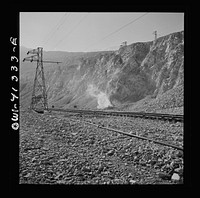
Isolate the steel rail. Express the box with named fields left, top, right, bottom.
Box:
left=68, top=117, right=183, bottom=151
left=23, top=59, right=62, bottom=64
left=48, top=108, right=184, bottom=122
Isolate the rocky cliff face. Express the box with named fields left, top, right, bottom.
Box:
left=20, top=30, right=184, bottom=112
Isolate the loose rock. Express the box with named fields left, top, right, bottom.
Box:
left=19, top=110, right=183, bottom=185
left=129, top=179, right=137, bottom=184
left=158, top=172, right=171, bottom=180
left=174, top=167, right=183, bottom=175
left=171, top=173, right=180, bottom=181
left=107, top=150, right=115, bottom=156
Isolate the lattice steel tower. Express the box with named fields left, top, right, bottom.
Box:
left=23, top=47, right=61, bottom=111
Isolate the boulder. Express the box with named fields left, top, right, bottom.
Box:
left=171, top=173, right=180, bottom=181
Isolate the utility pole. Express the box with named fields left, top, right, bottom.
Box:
left=152, top=31, right=158, bottom=64
left=153, top=30, right=157, bottom=42
left=23, top=47, right=61, bottom=112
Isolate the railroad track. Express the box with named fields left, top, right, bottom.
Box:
left=47, top=108, right=184, bottom=122
left=45, top=109, right=183, bottom=151
left=28, top=108, right=183, bottom=150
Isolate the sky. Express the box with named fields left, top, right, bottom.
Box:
left=20, top=12, right=184, bottom=52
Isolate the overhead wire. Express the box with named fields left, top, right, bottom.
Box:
left=42, top=12, right=69, bottom=47
left=42, top=14, right=65, bottom=45
left=43, top=13, right=67, bottom=42
left=52, top=13, right=89, bottom=50
left=83, top=12, right=149, bottom=52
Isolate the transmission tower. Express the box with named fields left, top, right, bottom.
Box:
left=153, top=30, right=157, bottom=41
left=152, top=31, right=158, bottom=64
left=23, top=47, right=61, bottom=111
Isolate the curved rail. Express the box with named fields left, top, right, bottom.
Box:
left=47, top=108, right=184, bottom=122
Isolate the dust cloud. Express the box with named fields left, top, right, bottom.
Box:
left=87, top=84, right=112, bottom=109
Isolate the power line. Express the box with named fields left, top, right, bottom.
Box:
left=42, top=13, right=66, bottom=45
left=42, top=13, right=69, bottom=47
left=84, top=12, right=149, bottom=52
left=52, top=13, right=89, bottom=50
left=43, top=13, right=67, bottom=41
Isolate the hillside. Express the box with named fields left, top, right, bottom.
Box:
left=20, top=31, right=184, bottom=113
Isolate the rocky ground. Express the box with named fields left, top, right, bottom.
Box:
left=126, top=85, right=184, bottom=115
left=154, top=107, right=183, bottom=115
left=19, top=110, right=183, bottom=185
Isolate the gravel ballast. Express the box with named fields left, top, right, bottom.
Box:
left=19, top=110, right=183, bottom=184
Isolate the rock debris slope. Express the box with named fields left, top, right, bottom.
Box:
left=20, top=31, right=184, bottom=112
